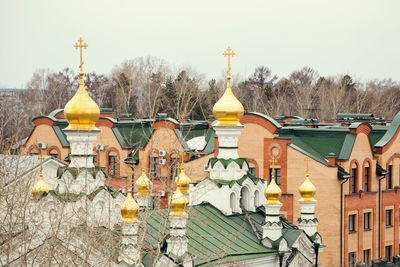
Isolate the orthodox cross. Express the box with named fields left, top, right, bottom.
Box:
left=179, top=150, right=185, bottom=170
left=223, top=46, right=235, bottom=77
left=73, top=37, right=88, bottom=72
left=269, top=157, right=277, bottom=180
left=38, top=154, right=45, bottom=174
left=127, top=167, right=134, bottom=193
left=304, top=157, right=310, bottom=175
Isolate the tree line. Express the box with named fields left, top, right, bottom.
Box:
left=2, top=56, right=400, bottom=145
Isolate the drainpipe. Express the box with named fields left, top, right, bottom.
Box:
left=340, top=177, right=349, bottom=267
left=314, top=242, right=320, bottom=267
left=378, top=174, right=386, bottom=258
left=278, top=252, right=284, bottom=267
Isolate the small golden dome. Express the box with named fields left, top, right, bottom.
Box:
left=169, top=189, right=188, bottom=216
left=299, top=174, right=316, bottom=202
left=137, top=169, right=152, bottom=196
left=265, top=178, right=282, bottom=205
left=32, top=173, right=50, bottom=199
left=213, top=84, right=244, bottom=127
left=120, top=192, right=139, bottom=223
left=175, top=167, right=191, bottom=194
left=64, top=72, right=100, bottom=130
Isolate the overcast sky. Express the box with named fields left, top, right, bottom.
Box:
left=1, top=0, right=399, bottom=88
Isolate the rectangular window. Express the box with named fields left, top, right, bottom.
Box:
left=364, top=212, right=371, bottom=230
left=249, top=167, right=256, bottom=176
left=150, top=157, right=159, bottom=179
left=364, top=166, right=370, bottom=191
left=388, top=165, right=393, bottom=189
left=385, top=245, right=392, bottom=261
left=386, top=209, right=393, bottom=227
left=348, top=252, right=356, bottom=267
left=363, top=249, right=370, bottom=265
left=269, top=168, right=281, bottom=187
left=170, top=157, right=178, bottom=180
left=351, top=168, right=357, bottom=193
left=108, top=155, right=117, bottom=176
left=93, top=155, right=97, bottom=166
left=349, top=214, right=357, bottom=233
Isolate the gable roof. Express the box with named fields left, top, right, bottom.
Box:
left=375, top=111, right=400, bottom=149
left=139, top=204, right=276, bottom=266
left=278, top=125, right=387, bottom=166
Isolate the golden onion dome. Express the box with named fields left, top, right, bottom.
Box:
left=299, top=174, right=316, bottom=202
left=64, top=72, right=100, bottom=130
left=213, top=82, right=244, bottom=127
left=169, top=189, right=188, bottom=216
left=265, top=178, right=282, bottom=205
left=137, top=169, right=152, bottom=196
left=32, top=173, right=50, bottom=199
left=120, top=192, right=139, bottom=223
left=175, top=167, right=191, bottom=194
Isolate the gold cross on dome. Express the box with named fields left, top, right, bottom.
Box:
left=73, top=37, right=88, bottom=72
left=269, top=157, right=277, bottom=180
left=38, top=154, right=45, bottom=172
left=127, top=167, right=134, bottom=193
left=304, top=157, right=310, bottom=175
left=223, top=46, right=235, bottom=77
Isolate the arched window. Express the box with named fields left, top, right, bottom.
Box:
left=230, top=193, right=236, bottom=212
left=47, top=146, right=61, bottom=160
left=149, top=149, right=159, bottom=179
left=363, top=160, right=371, bottom=192
left=240, top=186, right=250, bottom=211
left=350, top=160, right=359, bottom=193
left=106, top=148, right=120, bottom=177
left=169, top=152, right=178, bottom=180
left=254, top=190, right=260, bottom=208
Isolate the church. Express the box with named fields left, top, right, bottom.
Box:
left=0, top=39, right=323, bottom=266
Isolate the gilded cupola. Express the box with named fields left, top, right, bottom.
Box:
left=64, top=37, right=100, bottom=131
left=213, top=46, right=244, bottom=127
left=120, top=192, right=139, bottom=223
left=120, top=169, right=139, bottom=223
left=137, top=169, right=152, bottom=196
left=299, top=157, right=316, bottom=202
left=175, top=164, right=191, bottom=195
left=265, top=158, right=282, bottom=205
left=170, top=189, right=188, bottom=216
left=32, top=154, right=50, bottom=199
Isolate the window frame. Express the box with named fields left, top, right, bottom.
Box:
left=388, top=165, right=393, bottom=189
left=150, top=156, right=159, bottom=179
left=170, top=156, right=179, bottom=180
left=364, top=165, right=370, bottom=192
left=348, top=252, right=356, bottom=267
left=386, top=209, right=393, bottom=227
left=269, top=168, right=281, bottom=187
left=364, top=212, right=371, bottom=231
left=363, top=249, right=370, bottom=265
left=385, top=245, right=392, bottom=262
left=349, top=214, right=357, bottom=233
left=351, top=167, right=357, bottom=193
left=108, top=155, right=117, bottom=177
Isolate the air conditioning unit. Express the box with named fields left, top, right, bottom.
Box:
left=159, top=159, right=167, bottom=165
left=204, top=165, right=210, bottom=172
left=95, top=144, right=105, bottom=151
left=159, top=150, right=167, bottom=157
left=158, top=190, right=166, bottom=197
left=38, top=143, right=47, bottom=149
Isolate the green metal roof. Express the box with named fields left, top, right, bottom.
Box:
left=138, top=204, right=276, bottom=266
left=375, top=111, right=400, bottom=148
left=202, top=130, right=215, bottom=155
left=52, top=123, right=69, bottom=147
left=113, top=122, right=154, bottom=149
